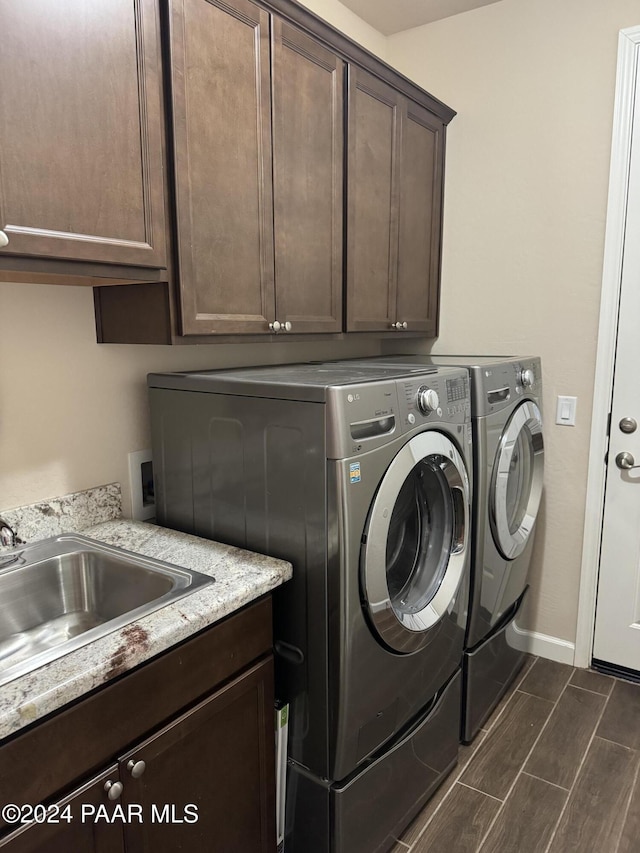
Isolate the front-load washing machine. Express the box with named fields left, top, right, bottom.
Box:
left=342, top=355, right=544, bottom=742
left=148, top=360, right=473, bottom=853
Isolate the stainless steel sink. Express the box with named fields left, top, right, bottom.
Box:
left=0, top=534, right=214, bottom=687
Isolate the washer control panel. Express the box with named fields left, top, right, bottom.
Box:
left=417, top=385, right=439, bottom=414
left=325, top=367, right=471, bottom=459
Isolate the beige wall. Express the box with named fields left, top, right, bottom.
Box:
left=296, top=0, right=387, bottom=57
left=0, top=0, right=385, bottom=520
left=387, top=0, right=640, bottom=644
left=0, top=284, right=382, bottom=518
left=3, top=0, right=637, bottom=650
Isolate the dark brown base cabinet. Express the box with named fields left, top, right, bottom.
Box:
left=0, top=599, right=276, bottom=853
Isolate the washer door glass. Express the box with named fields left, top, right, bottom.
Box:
left=362, top=432, right=470, bottom=654
left=491, top=400, right=544, bottom=560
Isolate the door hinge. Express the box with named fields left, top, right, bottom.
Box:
left=604, top=412, right=612, bottom=464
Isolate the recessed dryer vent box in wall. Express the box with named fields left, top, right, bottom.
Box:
left=128, top=449, right=155, bottom=521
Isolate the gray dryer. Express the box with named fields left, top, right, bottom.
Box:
left=339, top=355, right=545, bottom=742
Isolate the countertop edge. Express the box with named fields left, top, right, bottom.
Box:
left=0, top=520, right=291, bottom=741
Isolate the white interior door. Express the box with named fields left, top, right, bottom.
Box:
left=593, top=30, right=640, bottom=670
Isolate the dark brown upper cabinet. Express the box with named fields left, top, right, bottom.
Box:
left=94, top=0, right=454, bottom=344
left=272, top=19, right=344, bottom=334
left=346, top=66, right=445, bottom=336
left=0, top=0, right=167, bottom=283
left=167, top=0, right=343, bottom=336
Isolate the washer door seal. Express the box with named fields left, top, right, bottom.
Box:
left=490, top=400, right=544, bottom=560
left=361, top=431, right=470, bottom=654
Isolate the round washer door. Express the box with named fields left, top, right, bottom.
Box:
left=361, top=431, right=470, bottom=654
left=490, top=400, right=544, bottom=560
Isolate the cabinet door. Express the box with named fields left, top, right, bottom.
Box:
left=120, top=657, right=276, bottom=853
left=169, top=0, right=276, bottom=336
left=0, top=0, right=166, bottom=269
left=346, top=66, right=401, bottom=332
left=272, top=19, right=343, bottom=333
left=0, top=766, right=123, bottom=853
left=396, top=101, right=444, bottom=336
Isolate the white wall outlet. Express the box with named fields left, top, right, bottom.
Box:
left=128, top=449, right=155, bottom=521
left=556, top=396, right=577, bottom=426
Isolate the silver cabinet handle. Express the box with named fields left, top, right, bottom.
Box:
left=391, top=321, right=408, bottom=330
left=127, top=759, right=146, bottom=779
left=0, top=230, right=8, bottom=249
left=400, top=321, right=408, bottom=329
left=615, top=452, right=640, bottom=470
left=268, top=320, right=292, bottom=333
left=104, top=780, right=123, bottom=801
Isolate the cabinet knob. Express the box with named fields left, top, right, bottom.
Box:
left=283, top=321, right=292, bottom=332
left=269, top=321, right=281, bottom=332
left=401, top=321, right=408, bottom=329
left=127, top=759, right=147, bottom=779
left=104, top=780, right=123, bottom=801
left=392, top=321, right=408, bottom=330
left=0, top=230, right=8, bottom=249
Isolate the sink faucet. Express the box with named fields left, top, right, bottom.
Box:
left=0, top=517, right=23, bottom=547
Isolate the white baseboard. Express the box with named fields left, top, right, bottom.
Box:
left=506, top=620, right=576, bottom=666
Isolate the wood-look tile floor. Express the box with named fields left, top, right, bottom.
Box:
left=392, top=658, right=640, bottom=853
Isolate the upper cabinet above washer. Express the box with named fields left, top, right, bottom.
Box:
left=95, top=0, right=454, bottom=343
left=2, top=0, right=454, bottom=340
left=168, top=0, right=344, bottom=336
left=346, top=67, right=444, bottom=336
left=0, top=0, right=168, bottom=283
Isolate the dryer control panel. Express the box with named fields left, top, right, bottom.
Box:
left=470, top=356, right=542, bottom=417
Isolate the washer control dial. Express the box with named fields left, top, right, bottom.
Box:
left=417, top=386, right=439, bottom=414
left=520, top=368, right=535, bottom=388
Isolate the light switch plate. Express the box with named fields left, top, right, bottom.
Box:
left=556, top=395, right=577, bottom=426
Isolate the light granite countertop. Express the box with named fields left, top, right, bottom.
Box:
left=0, top=519, right=292, bottom=741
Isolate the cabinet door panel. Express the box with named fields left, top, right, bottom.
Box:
left=170, top=0, right=275, bottom=335
left=0, top=0, right=166, bottom=268
left=121, top=657, right=275, bottom=853
left=396, top=102, right=443, bottom=335
left=0, top=766, right=123, bottom=853
left=346, top=67, right=401, bottom=332
left=272, top=20, right=343, bottom=333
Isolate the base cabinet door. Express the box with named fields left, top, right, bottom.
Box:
left=0, top=0, right=166, bottom=271
left=120, top=657, right=276, bottom=853
left=0, top=766, right=124, bottom=853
